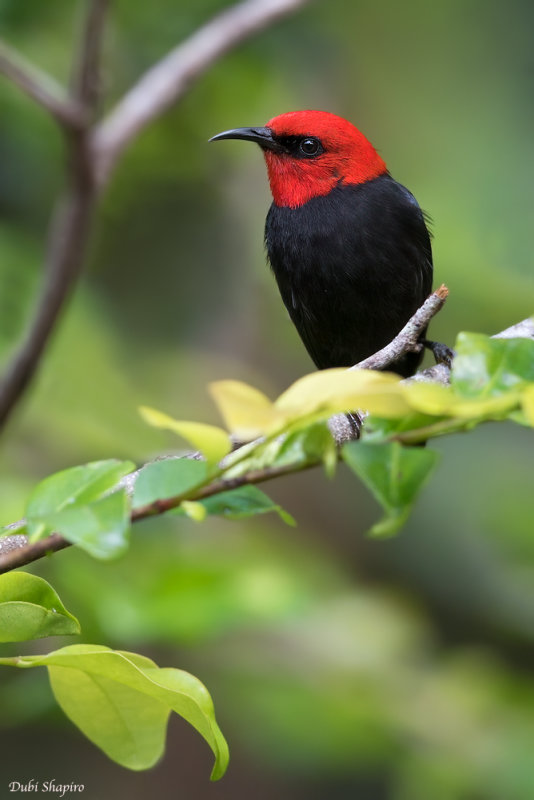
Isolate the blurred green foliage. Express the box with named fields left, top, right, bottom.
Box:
left=1, top=0, right=534, bottom=798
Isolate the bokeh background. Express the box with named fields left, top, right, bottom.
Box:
left=1, top=1, right=534, bottom=798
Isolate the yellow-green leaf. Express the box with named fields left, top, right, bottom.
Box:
left=276, top=369, right=410, bottom=420
left=450, top=393, right=520, bottom=418
left=402, top=382, right=455, bottom=415
left=209, top=380, right=281, bottom=439
left=6, top=644, right=228, bottom=780
left=522, top=385, right=534, bottom=426
left=181, top=500, right=207, bottom=522
left=139, top=407, right=230, bottom=467
left=403, top=381, right=520, bottom=419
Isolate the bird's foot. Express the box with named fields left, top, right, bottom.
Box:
left=346, top=412, right=363, bottom=439
left=423, top=339, right=455, bottom=368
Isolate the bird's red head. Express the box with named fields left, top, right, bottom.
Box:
left=264, top=110, right=387, bottom=208
left=211, top=110, right=388, bottom=209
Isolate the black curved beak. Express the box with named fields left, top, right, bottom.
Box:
left=209, top=126, right=285, bottom=153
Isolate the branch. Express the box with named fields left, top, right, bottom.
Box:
left=351, top=285, right=449, bottom=371
left=0, top=39, right=85, bottom=128
left=0, top=460, right=314, bottom=574
left=0, top=533, right=71, bottom=574
left=494, top=317, right=534, bottom=341
left=327, top=285, right=449, bottom=443
left=91, top=0, right=311, bottom=185
left=0, top=180, right=96, bottom=428
left=0, top=1, right=110, bottom=431
left=2, top=302, right=533, bottom=574
left=0, top=0, right=309, bottom=434
left=71, top=0, right=110, bottom=113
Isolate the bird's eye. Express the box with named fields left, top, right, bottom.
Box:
left=299, top=137, right=321, bottom=156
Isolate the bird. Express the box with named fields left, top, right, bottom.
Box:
left=210, top=110, right=433, bottom=378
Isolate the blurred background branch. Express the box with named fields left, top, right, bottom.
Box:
left=0, top=0, right=311, bottom=434
left=0, top=0, right=109, bottom=430
left=92, top=0, right=312, bottom=185
left=0, top=39, right=85, bottom=127
left=70, top=0, right=110, bottom=114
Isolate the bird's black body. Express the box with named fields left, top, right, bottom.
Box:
left=265, top=174, right=433, bottom=377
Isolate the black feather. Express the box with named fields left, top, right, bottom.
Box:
left=264, top=174, right=433, bottom=377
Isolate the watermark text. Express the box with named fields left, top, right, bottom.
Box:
left=8, top=780, right=84, bottom=796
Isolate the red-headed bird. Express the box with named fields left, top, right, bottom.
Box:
left=210, top=110, right=433, bottom=377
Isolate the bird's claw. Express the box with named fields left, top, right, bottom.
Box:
left=423, top=339, right=455, bottom=368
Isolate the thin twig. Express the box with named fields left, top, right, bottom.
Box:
left=0, top=534, right=71, bottom=574
left=133, top=459, right=313, bottom=521
left=0, top=39, right=85, bottom=128
left=351, top=285, right=449, bottom=371
left=92, top=0, right=311, bottom=185
left=0, top=460, right=314, bottom=574
left=327, top=285, right=449, bottom=443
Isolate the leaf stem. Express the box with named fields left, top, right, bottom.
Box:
left=393, top=417, right=474, bottom=445
left=0, top=656, right=27, bottom=667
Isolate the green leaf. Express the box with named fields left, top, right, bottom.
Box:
left=26, top=459, right=135, bottom=541
left=133, top=458, right=207, bottom=508
left=139, top=406, right=231, bottom=468
left=268, top=422, right=338, bottom=478
left=199, top=485, right=295, bottom=526
left=343, top=441, right=440, bottom=537
left=220, top=423, right=336, bottom=486
left=43, top=490, right=131, bottom=560
left=0, top=573, right=80, bottom=642
left=273, top=422, right=334, bottom=467
left=363, top=411, right=436, bottom=442
left=8, top=644, right=228, bottom=779
left=452, top=333, right=534, bottom=398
